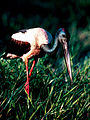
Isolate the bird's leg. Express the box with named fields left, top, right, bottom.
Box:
left=24, top=58, right=36, bottom=96
left=25, top=59, right=29, bottom=96
left=29, top=60, right=36, bottom=78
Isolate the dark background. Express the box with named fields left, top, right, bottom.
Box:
left=0, top=0, right=90, bottom=58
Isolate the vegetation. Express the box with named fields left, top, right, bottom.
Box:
left=0, top=0, right=90, bottom=119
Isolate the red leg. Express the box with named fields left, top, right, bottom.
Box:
left=25, top=59, right=29, bottom=96
left=25, top=59, right=36, bottom=96
left=29, top=60, right=36, bottom=78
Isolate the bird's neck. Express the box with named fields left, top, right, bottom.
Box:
left=41, top=37, right=58, bottom=54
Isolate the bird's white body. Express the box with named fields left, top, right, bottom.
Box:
left=11, top=28, right=52, bottom=61
left=12, top=28, right=52, bottom=48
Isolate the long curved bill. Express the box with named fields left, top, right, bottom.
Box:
left=62, top=40, right=73, bottom=83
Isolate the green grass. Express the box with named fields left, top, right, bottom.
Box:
left=0, top=30, right=90, bottom=120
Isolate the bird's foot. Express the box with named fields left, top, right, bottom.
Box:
left=25, top=81, right=29, bottom=96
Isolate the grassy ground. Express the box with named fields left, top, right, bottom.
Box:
left=0, top=28, right=90, bottom=120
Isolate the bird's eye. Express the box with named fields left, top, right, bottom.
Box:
left=62, top=34, right=66, bottom=38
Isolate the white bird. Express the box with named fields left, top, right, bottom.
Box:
left=2, top=27, right=72, bottom=96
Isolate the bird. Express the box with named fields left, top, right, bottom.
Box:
left=1, top=27, right=72, bottom=96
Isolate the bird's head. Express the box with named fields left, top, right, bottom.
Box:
left=55, top=28, right=70, bottom=44
left=56, top=28, right=72, bottom=83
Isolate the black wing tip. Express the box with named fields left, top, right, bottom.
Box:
left=18, top=29, right=27, bottom=33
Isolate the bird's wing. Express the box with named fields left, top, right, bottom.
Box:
left=6, top=38, right=31, bottom=56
